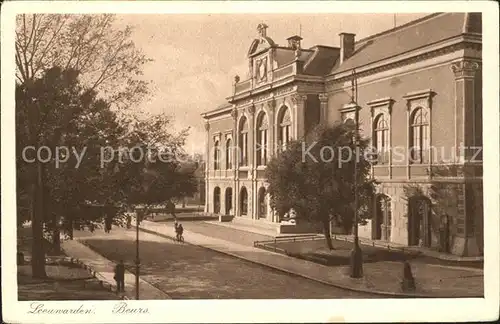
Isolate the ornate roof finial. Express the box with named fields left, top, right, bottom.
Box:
left=257, top=23, right=268, bottom=38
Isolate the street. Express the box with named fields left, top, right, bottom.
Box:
left=77, top=227, right=377, bottom=299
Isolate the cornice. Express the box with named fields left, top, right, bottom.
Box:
left=326, top=35, right=481, bottom=85
left=366, top=97, right=394, bottom=108
left=202, top=106, right=233, bottom=119
left=367, top=97, right=394, bottom=116
left=340, top=102, right=361, bottom=113
left=403, top=89, right=436, bottom=111
left=403, top=89, right=435, bottom=101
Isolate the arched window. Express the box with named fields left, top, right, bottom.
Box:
left=213, top=140, right=220, bottom=170
left=256, top=112, right=268, bottom=166
left=409, top=108, right=429, bottom=164
left=373, top=114, right=390, bottom=164
left=226, top=138, right=232, bottom=169
left=240, top=187, right=248, bottom=216
left=213, top=187, right=221, bottom=214
left=278, top=106, right=291, bottom=152
left=239, top=117, right=248, bottom=166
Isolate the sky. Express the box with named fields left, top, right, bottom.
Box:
left=115, top=13, right=428, bottom=155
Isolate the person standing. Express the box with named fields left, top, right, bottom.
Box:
left=104, top=216, right=112, bottom=233
left=114, top=260, right=125, bottom=293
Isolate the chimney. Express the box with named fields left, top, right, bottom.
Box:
left=287, top=35, right=303, bottom=50
left=339, top=33, right=356, bottom=64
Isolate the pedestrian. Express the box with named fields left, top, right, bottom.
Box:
left=114, top=260, right=125, bottom=293
left=105, top=217, right=112, bottom=233
left=176, top=223, right=184, bottom=242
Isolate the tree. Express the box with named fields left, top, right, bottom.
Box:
left=16, top=67, right=126, bottom=264
left=266, top=122, right=377, bottom=250
left=16, top=14, right=151, bottom=277
left=113, top=114, right=196, bottom=218
left=15, top=14, right=151, bottom=110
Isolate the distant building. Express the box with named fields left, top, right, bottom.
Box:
left=201, top=14, right=482, bottom=256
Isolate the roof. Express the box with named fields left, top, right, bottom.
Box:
left=215, top=102, right=232, bottom=110
left=304, top=46, right=340, bottom=76
left=331, top=13, right=481, bottom=74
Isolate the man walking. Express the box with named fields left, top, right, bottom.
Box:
left=114, top=260, right=125, bottom=293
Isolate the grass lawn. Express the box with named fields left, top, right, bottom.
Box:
left=264, top=238, right=482, bottom=268
left=267, top=238, right=415, bottom=266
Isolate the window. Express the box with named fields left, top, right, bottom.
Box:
left=213, top=140, right=220, bottom=170
left=240, top=187, right=248, bottom=216
left=409, top=107, right=429, bottom=164
left=278, top=106, right=291, bottom=152
left=239, top=117, right=248, bottom=166
left=373, top=114, right=390, bottom=164
left=256, top=112, right=268, bottom=166
left=225, top=138, right=232, bottom=169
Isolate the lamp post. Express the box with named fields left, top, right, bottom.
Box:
left=350, top=69, right=363, bottom=278
left=135, top=167, right=159, bottom=299
left=135, top=211, right=140, bottom=300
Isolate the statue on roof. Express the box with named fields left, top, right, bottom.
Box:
left=257, top=23, right=268, bottom=38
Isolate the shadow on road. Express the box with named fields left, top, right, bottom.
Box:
left=81, top=235, right=377, bottom=299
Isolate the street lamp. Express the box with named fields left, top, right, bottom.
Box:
left=135, top=211, right=140, bottom=300
left=135, top=167, right=159, bottom=299
left=350, top=69, right=363, bottom=278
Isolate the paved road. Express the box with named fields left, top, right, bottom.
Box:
left=77, top=228, right=377, bottom=299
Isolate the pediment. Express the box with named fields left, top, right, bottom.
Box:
left=248, top=37, right=276, bottom=57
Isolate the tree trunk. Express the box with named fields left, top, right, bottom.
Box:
left=69, top=218, right=74, bottom=240
left=52, top=219, right=61, bottom=254
left=31, top=162, right=47, bottom=278
left=323, top=219, right=334, bottom=250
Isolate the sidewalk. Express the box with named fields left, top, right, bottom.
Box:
left=137, top=220, right=483, bottom=298
left=61, top=239, right=170, bottom=300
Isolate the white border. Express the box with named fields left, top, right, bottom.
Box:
left=2, top=1, right=499, bottom=323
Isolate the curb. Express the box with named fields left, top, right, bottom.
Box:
left=135, top=224, right=475, bottom=298
left=60, top=246, right=120, bottom=295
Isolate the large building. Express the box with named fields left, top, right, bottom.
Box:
left=201, top=13, right=483, bottom=256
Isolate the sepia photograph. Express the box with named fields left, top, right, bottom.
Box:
left=1, top=1, right=499, bottom=323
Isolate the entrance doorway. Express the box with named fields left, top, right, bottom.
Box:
left=258, top=187, right=267, bottom=219
left=213, top=187, right=221, bottom=214
left=408, top=197, right=432, bottom=247
left=240, top=187, right=248, bottom=216
left=225, top=187, right=233, bottom=215
left=373, top=194, right=392, bottom=241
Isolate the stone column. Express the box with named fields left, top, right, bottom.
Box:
left=231, top=108, right=238, bottom=217
left=204, top=121, right=210, bottom=213
left=451, top=60, right=480, bottom=162
left=267, top=97, right=276, bottom=158
left=450, top=59, right=480, bottom=256
left=292, top=93, right=308, bottom=139
left=246, top=104, right=256, bottom=219
left=318, top=93, right=329, bottom=124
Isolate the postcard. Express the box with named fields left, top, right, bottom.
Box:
left=1, top=1, right=499, bottom=323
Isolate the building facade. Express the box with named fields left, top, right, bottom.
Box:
left=201, top=13, right=483, bottom=256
